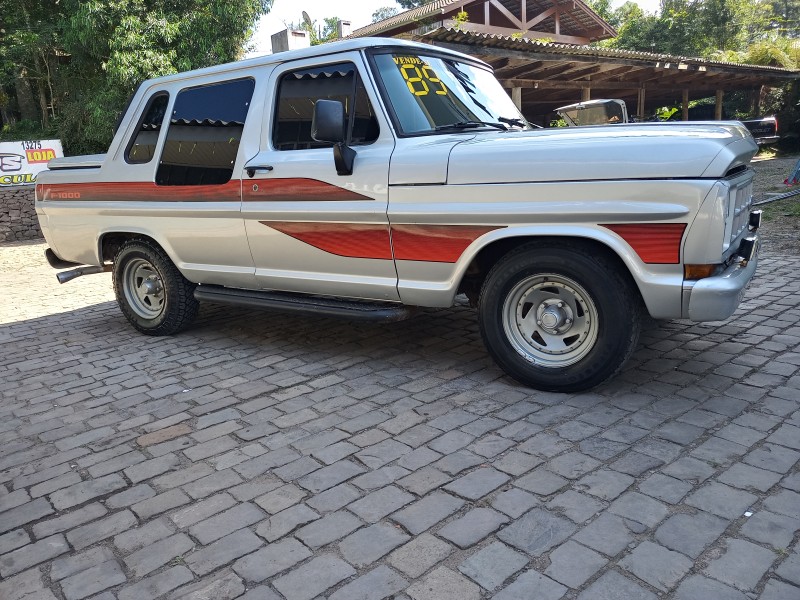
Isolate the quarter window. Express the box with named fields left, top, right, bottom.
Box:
left=273, top=63, right=379, bottom=151
left=126, top=92, right=169, bottom=164
left=156, top=78, right=255, bottom=186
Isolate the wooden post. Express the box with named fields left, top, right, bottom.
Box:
left=637, top=87, right=646, bottom=119
left=581, top=87, right=590, bottom=102
left=715, top=90, right=724, bottom=120
left=682, top=89, right=689, bottom=121
left=511, top=87, right=522, bottom=111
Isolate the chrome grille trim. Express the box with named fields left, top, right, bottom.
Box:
left=729, top=179, right=753, bottom=247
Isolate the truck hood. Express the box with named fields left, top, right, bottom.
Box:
left=447, top=122, right=757, bottom=184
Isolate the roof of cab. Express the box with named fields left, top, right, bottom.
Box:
left=141, top=37, right=486, bottom=87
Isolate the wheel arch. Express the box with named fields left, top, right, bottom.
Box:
left=99, top=230, right=175, bottom=265
left=457, top=231, right=645, bottom=309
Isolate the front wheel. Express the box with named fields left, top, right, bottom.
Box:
left=113, top=239, right=199, bottom=335
left=478, top=244, right=640, bottom=392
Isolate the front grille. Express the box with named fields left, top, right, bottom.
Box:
left=728, top=179, right=753, bottom=248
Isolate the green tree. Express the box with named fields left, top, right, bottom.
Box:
left=1, top=0, right=271, bottom=154
left=372, top=6, right=399, bottom=22
left=766, top=0, right=800, bottom=37
left=0, top=0, right=64, bottom=128
left=609, top=0, right=766, bottom=56
left=699, top=0, right=764, bottom=53
left=291, top=14, right=341, bottom=45
left=585, top=0, right=621, bottom=29
left=396, top=0, right=434, bottom=9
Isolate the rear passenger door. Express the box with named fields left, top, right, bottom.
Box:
left=120, top=77, right=257, bottom=289
left=241, top=54, right=399, bottom=302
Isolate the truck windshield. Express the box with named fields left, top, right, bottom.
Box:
left=369, top=51, right=528, bottom=135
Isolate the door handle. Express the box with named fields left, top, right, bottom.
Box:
left=246, top=165, right=274, bottom=178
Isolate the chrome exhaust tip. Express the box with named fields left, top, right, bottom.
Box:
left=56, top=265, right=108, bottom=284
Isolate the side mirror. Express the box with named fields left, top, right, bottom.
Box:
left=312, top=99, right=356, bottom=176
left=312, top=99, right=346, bottom=143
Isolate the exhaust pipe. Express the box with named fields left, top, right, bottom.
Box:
left=56, top=265, right=111, bottom=284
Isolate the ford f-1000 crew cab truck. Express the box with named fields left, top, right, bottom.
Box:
left=35, top=38, right=761, bottom=393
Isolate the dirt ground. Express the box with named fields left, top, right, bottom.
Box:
left=751, top=152, right=800, bottom=254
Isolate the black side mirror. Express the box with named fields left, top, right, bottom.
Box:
left=312, top=99, right=346, bottom=143
left=312, top=99, right=356, bottom=176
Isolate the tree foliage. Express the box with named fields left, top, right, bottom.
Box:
left=289, top=14, right=341, bottom=46
left=396, top=0, right=434, bottom=9
left=594, top=0, right=800, bottom=130
left=1, top=0, right=271, bottom=154
left=372, top=6, right=400, bottom=23
left=599, top=0, right=781, bottom=57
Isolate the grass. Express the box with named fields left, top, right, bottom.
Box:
left=755, top=146, right=779, bottom=160
left=761, top=196, right=800, bottom=222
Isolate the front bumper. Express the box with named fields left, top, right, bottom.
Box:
left=682, top=235, right=759, bottom=322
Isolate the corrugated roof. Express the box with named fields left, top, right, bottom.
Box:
left=422, top=28, right=799, bottom=75
left=351, top=0, right=463, bottom=38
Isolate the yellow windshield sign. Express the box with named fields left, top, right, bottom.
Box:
left=393, top=56, right=447, bottom=97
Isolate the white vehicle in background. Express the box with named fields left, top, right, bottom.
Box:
left=35, top=38, right=760, bottom=392
left=555, top=99, right=628, bottom=126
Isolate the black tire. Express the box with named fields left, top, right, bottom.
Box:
left=112, top=239, right=199, bottom=335
left=478, top=242, right=640, bottom=393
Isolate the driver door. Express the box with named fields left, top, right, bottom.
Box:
left=241, top=54, right=399, bottom=302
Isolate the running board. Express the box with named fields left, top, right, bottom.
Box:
left=194, top=286, right=414, bottom=323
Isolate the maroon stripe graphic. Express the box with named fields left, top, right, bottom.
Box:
left=38, top=178, right=371, bottom=203
left=37, top=181, right=241, bottom=202
left=244, top=178, right=373, bottom=202
left=262, top=222, right=502, bottom=263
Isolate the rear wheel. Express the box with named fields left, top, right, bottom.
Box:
left=113, top=239, right=198, bottom=335
left=478, top=243, right=640, bottom=392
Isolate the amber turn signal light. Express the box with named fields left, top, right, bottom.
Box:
left=684, top=264, right=719, bottom=280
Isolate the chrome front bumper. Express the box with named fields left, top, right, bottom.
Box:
left=682, top=235, right=759, bottom=322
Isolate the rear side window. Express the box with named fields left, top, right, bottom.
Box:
left=126, top=92, right=169, bottom=164
left=156, top=78, right=255, bottom=186
left=273, top=63, right=379, bottom=151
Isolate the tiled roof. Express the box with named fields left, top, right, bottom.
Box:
left=350, top=0, right=616, bottom=41
left=421, top=27, right=800, bottom=75
left=351, top=0, right=466, bottom=38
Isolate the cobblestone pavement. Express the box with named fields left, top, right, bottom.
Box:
left=1, top=240, right=799, bottom=600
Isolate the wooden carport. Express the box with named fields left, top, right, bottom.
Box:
left=350, top=0, right=799, bottom=125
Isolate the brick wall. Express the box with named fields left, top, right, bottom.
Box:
left=0, top=186, right=41, bottom=243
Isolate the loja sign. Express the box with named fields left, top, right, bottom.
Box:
left=0, top=140, right=64, bottom=186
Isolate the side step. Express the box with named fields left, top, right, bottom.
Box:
left=194, top=286, right=415, bottom=323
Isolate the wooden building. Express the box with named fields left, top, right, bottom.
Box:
left=350, top=0, right=799, bottom=125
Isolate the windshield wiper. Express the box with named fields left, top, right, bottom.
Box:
left=435, top=120, right=508, bottom=132
left=498, top=116, right=530, bottom=128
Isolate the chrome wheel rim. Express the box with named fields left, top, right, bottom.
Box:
left=502, top=273, right=599, bottom=368
left=122, top=258, right=165, bottom=320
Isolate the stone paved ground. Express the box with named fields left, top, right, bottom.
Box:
left=1, top=240, right=799, bottom=600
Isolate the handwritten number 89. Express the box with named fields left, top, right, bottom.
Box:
left=400, top=64, right=447, bottom=96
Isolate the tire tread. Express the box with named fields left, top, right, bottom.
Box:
left=113, top=239, right=199, bottom=336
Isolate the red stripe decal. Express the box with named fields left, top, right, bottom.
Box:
left=261, top=223, right=501, bottom=263
left=38, top=178, right=370, bottom=203
left=244, top=178, right=372, bottom=202
left=392, top=225, right=501, bottom=262
left=602, top=223, right=687, bottom=264
left=38, top=181, right=241, bottom=202
left=261, top=222, right=393, bottom=260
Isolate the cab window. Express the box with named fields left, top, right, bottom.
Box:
left=156, top=78, right=254, bottom=186
left=273, top=63, right=379, bottom=151
left=126, top=92, right=169, bottom=164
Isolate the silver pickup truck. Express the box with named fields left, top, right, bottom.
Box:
left=35, top=38, right=761, bottom=393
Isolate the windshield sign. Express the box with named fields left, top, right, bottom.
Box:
left=371, top=52, right=528, bottom=135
